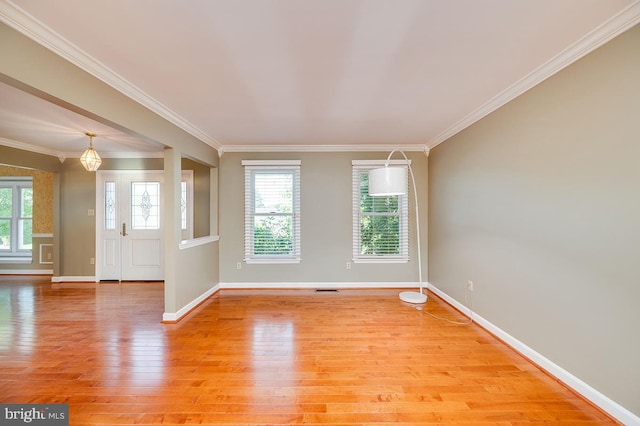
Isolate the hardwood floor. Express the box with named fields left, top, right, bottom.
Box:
left=0, top=276, right=616, bottom=425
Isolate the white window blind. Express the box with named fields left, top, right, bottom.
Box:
left=352, top=161, right=409, bottom=263
left=243, top=160, right=301, bottom=263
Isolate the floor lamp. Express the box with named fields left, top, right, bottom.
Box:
left=368, top=150, right=427, bottom=304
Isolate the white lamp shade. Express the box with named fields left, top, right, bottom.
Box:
left=368, top=166, right=407, bottom=196
left=80, top=147, right=102, bottom=171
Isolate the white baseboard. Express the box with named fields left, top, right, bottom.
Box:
left=427, top=282, right=639, bottom=426
left=51, top=276, right=97, bottom=282
left=162, top=282, right=413, bottom=322
left=0, top=269, right=53, bottom=275
left=219, top=281, right=418, bottom=290
left=162, top=284, right=221, bottom=322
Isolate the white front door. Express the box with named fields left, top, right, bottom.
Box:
left=97, top=171, right=164, bottom=281
left=121, top=175, right=164, bottom=280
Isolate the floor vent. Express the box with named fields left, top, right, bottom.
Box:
left=315, top=289, right=339, bottom=292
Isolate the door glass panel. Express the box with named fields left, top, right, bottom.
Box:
left=131, top=182, right=160, bottom=229
left=104, top=181, right=116, bottom=230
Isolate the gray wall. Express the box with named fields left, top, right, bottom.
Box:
left=0, top=145, right=62, bottom=172
left=219, top=151, right=427, bottom=284
left=59, top=159, right=98, bottom=277
left=428, top=24, right=640, bottom=415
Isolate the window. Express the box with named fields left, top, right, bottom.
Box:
left=352, top=161, right=408, bottom=263
left=243, top=160, right=301, bottom=263
left=0, top=178, right=33, bottom=258
left=104, top=180, right=116, bottom=230
left=104, top=173, right=192, bottom=237
left=131, top=181, right=161, bottom=229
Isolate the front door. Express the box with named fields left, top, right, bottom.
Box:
left=97, top=171, right=164, bottom=281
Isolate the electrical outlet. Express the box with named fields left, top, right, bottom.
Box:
left=236, top=262, right=242, bottom=270
left=467, top=280, right=473, bottom=291
left=90, top=257, right=95, bottom=265
left=346, top=262, right=352, bottom=270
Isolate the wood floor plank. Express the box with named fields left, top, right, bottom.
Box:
left=0, top=277, right=617, bottom=424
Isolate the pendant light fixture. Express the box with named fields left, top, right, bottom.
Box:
left=80, top=132, right=102, bottom=171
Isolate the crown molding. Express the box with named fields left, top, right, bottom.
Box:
left=220, top=144, right=429, bottom=154
left=427, top=1, right=640, bottom=149
left=82, top=151, right=165, bottom=159
left=1, top=137, right=427, bottom=160
left=0, top=136, right=62, bottom=158
left=0, top=0, right=222, bottom=151
left=0, top=137, right=164, bottom=160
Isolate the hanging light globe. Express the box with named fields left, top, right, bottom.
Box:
left=80, top=132, right=102, bottom=171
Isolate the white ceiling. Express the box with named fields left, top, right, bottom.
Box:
left=1, top=0, right=639, bottom=158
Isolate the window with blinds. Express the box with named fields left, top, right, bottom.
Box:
left=243, top=160, right=301, bottom=263
left=0, top=177, right=33, bottom=257
left=352, top=161, right=409, bottom=263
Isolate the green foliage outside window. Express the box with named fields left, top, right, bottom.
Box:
left=253, top=172, right=294, bottom=256
left=0, top=188, right=12, bottom=248
left=20, top=220, right=33, bottom=250
left=0, top=188, right=12, bottom=216
left=22, top=188, right=33, bottom=217
left=0, top=219, right=9, bottom=249
left=21, top=188, right=33, bottom=249
left=0, top=185, right=33, bottom=251
left=359, top=173, right=400, bottom=255
left=254, top=216, right=293, bottom=255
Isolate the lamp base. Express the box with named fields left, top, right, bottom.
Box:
left=399, top=291, right=427, bottom=304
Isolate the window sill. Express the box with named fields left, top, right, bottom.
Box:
left=352, top=258, right=409, bottom=264
left=179, top=235, right=220, bottom=250
left=244, top=258, right=301, bottom=264
left=0, top=257, right=33, bottom=264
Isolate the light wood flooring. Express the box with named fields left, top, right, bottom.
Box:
left=0, top=276, right=616, bottom=425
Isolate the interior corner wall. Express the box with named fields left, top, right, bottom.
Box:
left=428, top=24, right=640, bottom=416
left=219, top=151, right=428, bottom=284
left=181, top=158, right=211, bottom=238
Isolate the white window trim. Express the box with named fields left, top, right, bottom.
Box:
left=352, top=160, right=409, bottom=264
left=242, top=160, right=301, bottom=264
